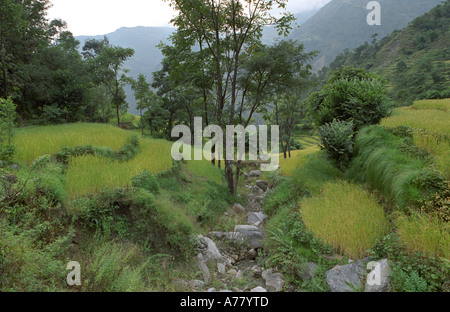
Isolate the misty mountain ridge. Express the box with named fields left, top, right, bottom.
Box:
left=75, top=0, right=444, bottom=114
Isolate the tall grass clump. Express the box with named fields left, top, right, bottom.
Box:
left=291, top=151, right=342, bottom=195
left=300, top=181, right=388, bottom=259
left=346, top=126, right=433, bottom=209
left=82, top=240, right=147, bottom=292
left=396, top=212, right=449, bottom=259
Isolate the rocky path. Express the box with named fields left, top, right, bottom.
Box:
left=189, top=170, right=286, bottom=293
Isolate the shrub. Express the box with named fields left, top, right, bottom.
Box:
left=306, top=67, right=390, bottom=131
left=370, top=233, right=449, bottom=292
left=132, top=170, right=160, bottom=194
left=0, top=220, right=67, bottom=291
left=318, top=120, right=354, bottom=170
left=0, top=144, right=16, bottom=166
left=82, top=240, right=146, bottom=292
left=0, top=98, right=17, bottom=145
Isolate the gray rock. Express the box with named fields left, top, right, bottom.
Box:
left=253, top=185, right=265, bottom=195
left=251, top=286, right=267, bottom=292
left=326, top=260, right=366, bottom=292
left=207, top=288, right=217, bottom=292
left=190, top=279, right=205, bottom=289
left=197, top=235, right=223, bottom=264
left=251, top=265, right=263, bottom=278
left=249, top=170, right=262, bottom=177
left=262, top=269, right=285, bottom=292
left=234, top=225, right=264, bottom=249
left=247, top=248, right=258, bottom=260
left=197, top=260, right=211, bottom=284
left=247, top=212, right=267, bottom=225
left=217, top=262, right=226, bottom=275
left=298, top=262, right=319, bottom=281
left=365, top=259, right=391, bottom=292
left=256, top=180, right=268, bottom=191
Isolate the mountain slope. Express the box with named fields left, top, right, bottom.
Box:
left=322, top=1, right=450, bottom=105
left=291, top=0, right=444, bottom=70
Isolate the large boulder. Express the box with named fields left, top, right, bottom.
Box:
left=365, top=259, right=391, bottom=292
left=198, top=235, right=223, bottom=264
left=234, top=225, right=264, bottom=249
left=262, top=269, right=285, bottom=292
left=326, top=260, right=366, bottom=292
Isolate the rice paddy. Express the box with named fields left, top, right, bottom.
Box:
left=381, top=99, right=450, bottom=136
left=300, top=181, right=389, bottom=259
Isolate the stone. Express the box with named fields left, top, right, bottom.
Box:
left=207, top=288, right=217, bottom=292
left=197, top=235, right=223, bottom=264
left=326, top=260, right=366, bottom=292
left=251, top=286, right=267, bottom=292
left=8, top=164, right=20, bottom=171
left=256, top=180, right=268, bottom=191
left=262, top=269, right=285, bottom=292
left=251, top=265, right=263, bottom=278
left=247, top=212, right=267, bottom=225
left=234, top=225, right=264, bottom=249
left=249, top=170, right=262, bottom=177
left=190, top=279, right=205, bottom=289
left=227, top=269, right=238, bottom=276
left=365, top=259, right=391, bottom=292
left=232, top=203, right=246, bottom=214
left=298, top=262, right=319, bottom=281
left=247, top=248, right=258, bottom=260
left=197, top=260, right=211, bottom=284
left=217, top=262, right=226, bottom=275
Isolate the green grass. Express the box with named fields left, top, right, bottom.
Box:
left=14, top=123, right=134, bottom=164
left=396, top=212, right=449, bottom=259
left=381, top=99, right=450, bottom=136
left=279, top=146, right=320, bottom=177
left=65, top=137, right=173, bottom=199
left=300, top=181, right=389, bottom=259
left=412, top=99, right=450, bottom=111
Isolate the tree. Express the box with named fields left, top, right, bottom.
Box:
left=0, top=98, right=16, bottom=145
left=306, top=66, right=390, bottom=132
left=131, top=74, right=162, bottom=135
left=164, top=0, right=295, bottom=194
left=85, top=39, right=135, bottom=127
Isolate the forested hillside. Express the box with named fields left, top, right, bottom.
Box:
left=321, top=0, right=450, bottom=105
left=290, top=0, right=443, bottom=70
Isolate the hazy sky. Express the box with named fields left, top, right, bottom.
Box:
left=47, top=0, right=332, bottom=36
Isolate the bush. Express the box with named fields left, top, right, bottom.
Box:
left=318, top=120, right=354, bottom=170
left=306, top=67, right=390, bottom=131
left=0, top=98, right=17, bottom=145
left=370, top=233, right=449, bottom=292
left=0, top=144, right=16, bottom=166
left=132, top=170, right=160, bottom=194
